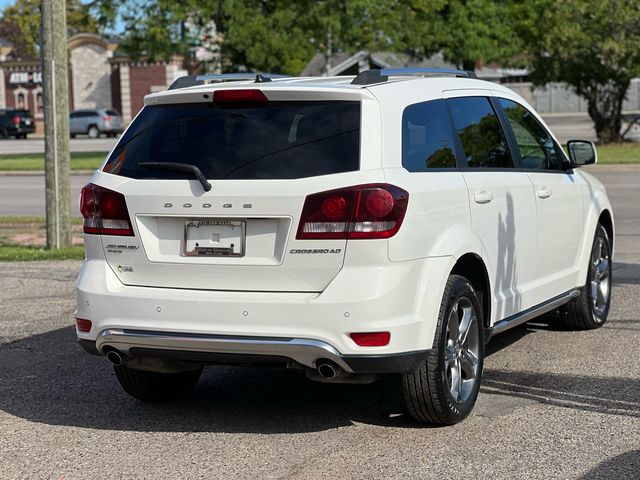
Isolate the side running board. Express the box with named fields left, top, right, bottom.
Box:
left=490, top=289, right=581, bottom=337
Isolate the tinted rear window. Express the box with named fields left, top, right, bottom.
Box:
left=105, top=110, right=119, bottom=116
left=402, top=99, right=457, bottom=170
left=103, top=101, right=361, bottom=180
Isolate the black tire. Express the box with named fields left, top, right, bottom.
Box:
left=560, top=224, right=612, bottom=329
left=70, top=134, right=76, bottom=139
left=402, top=275, right=484, bottom=425
left=87, top=125, right=100, bottom=138
left=0, top=128, right=8, bottom=139
left=113, top=364, right=202, bottom=402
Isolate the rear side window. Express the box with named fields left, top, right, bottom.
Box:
left=103, top=101, right=360, bottom=180
left=402, top=99, right=457, bottom=170
left=448, top=97, right=513, bottom=169
left=498, top=98, right=563, bottom=170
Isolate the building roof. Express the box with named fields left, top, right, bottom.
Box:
left=300, top=50, right=531, bottom=82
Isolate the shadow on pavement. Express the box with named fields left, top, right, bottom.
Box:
left=0, top=326, right=417, bottom=433
left=481, top=369, right=640, bottom=419
left=1, top=321, right=638, bottom=433
left=578, top=450, right=640, bottom=479
left=613, top=262, right=640, bottom=285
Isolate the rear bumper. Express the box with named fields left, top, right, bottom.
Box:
left=8, top=125, right=35, bottom=135
left=76, top=242, right=454, bottom=373
left=79, top=329, right=429, bottom=373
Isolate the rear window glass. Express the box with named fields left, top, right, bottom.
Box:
left=103, top=101, right=361, bottom=180
left=105, top=110, right=119, bottom=116
left=402, top=99, right=457, bottom=170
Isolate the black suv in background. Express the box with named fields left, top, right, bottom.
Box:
left=0, top=109, right=35, bottom=139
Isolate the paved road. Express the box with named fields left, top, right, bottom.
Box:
left=0, top=174, right=91, bottom=216
left=0, top=137, right=116, bottom=155
left=0, top=169, right=638, bottom=479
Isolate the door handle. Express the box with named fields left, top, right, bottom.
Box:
left=473, top=190, right=494, bottom=204
left=536, top=188, right=552, bottom=199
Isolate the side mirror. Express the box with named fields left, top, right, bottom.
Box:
left=566, top=140, right=597, bottom=167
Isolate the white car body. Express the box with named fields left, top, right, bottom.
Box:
left=76, top=72, right=614, bottom=383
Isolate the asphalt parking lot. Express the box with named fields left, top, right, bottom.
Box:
left=1, top=168, right=638, bottom=479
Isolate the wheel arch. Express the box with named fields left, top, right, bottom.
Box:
left=450, top=253, right=492, bottom=329
left=598, top=209, right=614, bottom=249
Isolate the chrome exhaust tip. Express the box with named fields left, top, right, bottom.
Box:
left=105, top=350, right=124, bottom=366
left=317, top=362, right=340, bottom=379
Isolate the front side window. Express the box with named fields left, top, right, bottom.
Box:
left=498, top=98, right=563, bottom=170
left=448, top=97, right=513, bottom=169
left=402, top=99, right=457, bottom=170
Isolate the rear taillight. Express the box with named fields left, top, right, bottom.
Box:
left=12, top=115, right=20, bottom=126
left=80, top=183, right=133, bottom=236
left=103, top=115, right=112, bottom=122
left=296, top=184, right=408, bottom=240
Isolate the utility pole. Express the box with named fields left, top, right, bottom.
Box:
left=41, top=0, right=71, bottom=249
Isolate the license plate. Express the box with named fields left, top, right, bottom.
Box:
left=183, top=220, right=245, bottom=257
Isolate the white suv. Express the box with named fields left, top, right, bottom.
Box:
left=76, top=69, right=614, bottom=425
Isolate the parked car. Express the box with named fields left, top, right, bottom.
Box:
left=75, top=70, right=614, bottom=425
left=0, top=108, right=35, bottom=139
left=69, top=108, right=123, bottom=138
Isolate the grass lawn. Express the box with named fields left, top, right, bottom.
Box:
left=595, top=144, right=640, bottom=164
left=0, top=245, right=84, bottom=261
left=0, top=151, right=106, bottom=171
left=0, top=216, right=84, bottom=261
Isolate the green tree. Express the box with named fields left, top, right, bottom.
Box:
left=0, top=0, right=100, bottom=58
left=397, top=0, right=519, bottom=71
left=89, top=0, right=404, bottom=75
left=512, top=0, right=640, bottom=144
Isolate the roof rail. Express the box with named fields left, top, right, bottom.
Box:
left=168, top=73, right=291, bottom=90
left=350, top=67, right=477, bottom=86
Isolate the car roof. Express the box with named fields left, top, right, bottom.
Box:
left=145, top=73, right=518, bottom=106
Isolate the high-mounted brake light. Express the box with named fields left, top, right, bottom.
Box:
left=80, top=183, right=133, bottom=236
left=213, top=89, right=268, bottom=104
left=296, top=184, right=409, bottom=240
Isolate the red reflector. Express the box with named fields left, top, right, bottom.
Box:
left=213, top=89, right=268, bottom=104
left=80, top=183, right=134, bottom=236
left=350, top=332, right=390, bottom=347
left=297, top=184, right=408, bottom=240
left=76, top=318, right=92, bottom=333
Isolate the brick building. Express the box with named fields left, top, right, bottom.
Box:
left=0, top=33, right=185, bottom=133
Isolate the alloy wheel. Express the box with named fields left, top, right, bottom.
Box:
left=444, top=297, right=480, bottom=404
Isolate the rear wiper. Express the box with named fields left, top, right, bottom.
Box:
left=138, top=162, right=212, bottom=192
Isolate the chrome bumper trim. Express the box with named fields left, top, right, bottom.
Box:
left=95, top=329, right=354, bottom=372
